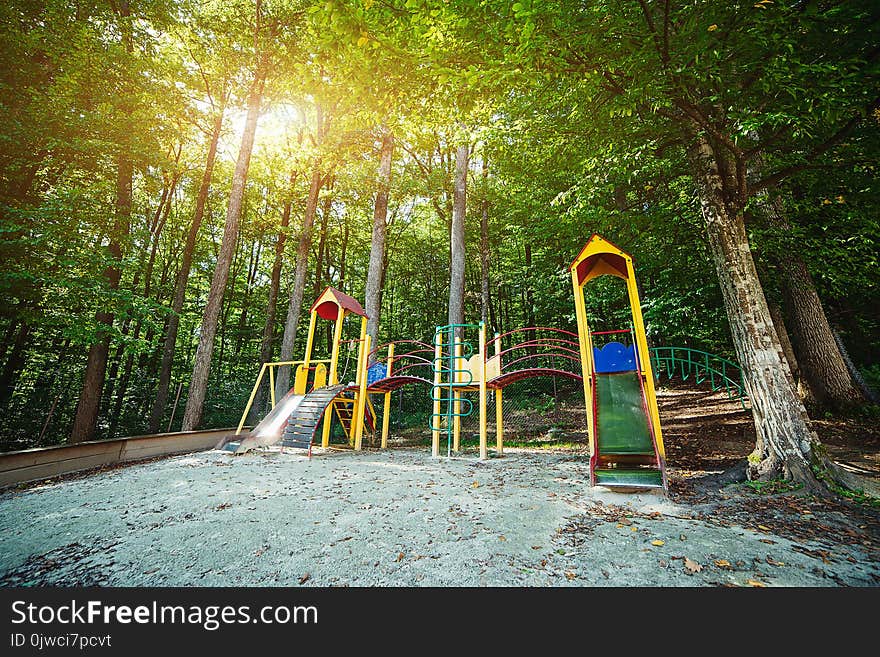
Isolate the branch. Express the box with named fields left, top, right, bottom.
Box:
left=752, top=95, right=880, bottom=193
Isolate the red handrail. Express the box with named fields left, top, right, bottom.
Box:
left=590, top=329, right=631, bottom=336
left=486, top=326, right=579, bottom=346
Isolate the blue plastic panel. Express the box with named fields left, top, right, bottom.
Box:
left=593, top=341, right=636, bottom=373
left=367, top=361, right=387, bottom=386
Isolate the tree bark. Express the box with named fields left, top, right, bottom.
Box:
left=274, top=166, right=323, bottom=398
left=687, top=132, right=823, bottom=489
left=365, top=130, right=394, bottom=351
left=757, top=193, right=866, bottom=411
left=181, top=65, right=265, bottom=431
left=69, top=2, right=133, bottom=443
left=479, top=157, right=491, bottom=330
left=447, top=141, right=468, bottom=335
left=768, top=301, right=817, bottom=407
left=148, top=105, right=225, bottom=433
left=780, top=256, right=865, bottom=412
left=248, top=172, right=296, bottom=423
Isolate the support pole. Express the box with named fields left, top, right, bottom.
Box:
left=571, top=269, right=595, bottom=455
left=237, top=363, right=268, bottom=435
left=478, top=322, right=487, bottom=460
left=269, top=365, right=276, bottom=408
left=494, top=332, right=503, bottom=454
left=322, top=306, right=347, bottom=448
left=354, top=332, right=371, bottom=451
left=302, top=310, right=318, bottom=383
left=431, top=330, right=443, bottom=457
left=328, top=307, right=346, bottom=386
left=381, top=343, right=394, bottom=449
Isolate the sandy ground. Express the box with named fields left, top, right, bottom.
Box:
left=1, top=447, right=878, bottom=587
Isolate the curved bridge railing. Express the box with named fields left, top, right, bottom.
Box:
left=649, top=346, right=748, bottom=409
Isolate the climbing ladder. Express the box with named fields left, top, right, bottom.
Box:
left=430, top=324, right=478, bottom=456
left=331, top=392, right=376, bottom=446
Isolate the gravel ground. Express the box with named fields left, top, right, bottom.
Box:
left=0, top=447, right=877, bottom=587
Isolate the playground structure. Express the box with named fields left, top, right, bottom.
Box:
left=218, top=286, right=374, bottom=455
left=219, top=234, right=747, bottom=493
left=570, top=235, right=667, bottom=490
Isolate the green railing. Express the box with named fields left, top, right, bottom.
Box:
left=430, top=324, right=477, bottom=456
left=650, top=346, right=748, bottom=410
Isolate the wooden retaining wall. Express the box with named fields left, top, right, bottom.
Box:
left=0, top=428, right=237, bottom=488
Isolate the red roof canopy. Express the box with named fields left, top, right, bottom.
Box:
left=310, top=286, right=368, bottom=320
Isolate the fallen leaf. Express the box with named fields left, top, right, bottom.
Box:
left=679, top=534, right=687, bottom=541
left=299, top=573, right=310, bottom=584
left=759, top=538, right=776, bottom=545
left=684, top=558, right=703, bottom=573
left=766, top=556, right=785, bottom=567
left=746, top=579, right=767, bottom=587
left=499, top=535, right=506, bottom=542
left=631, top=526, right=638, bottom=532
left=531, top=545, right=542, bottom=550
left=472, top=481, right=480, bottom=488
left=714, top=559, right=732, bottom=569
left=396, top=552, right=405, bottom=562
left=757, top=524, right=772, bottom=531
left=255, top=548, right=265, bottom=557
left=651, top=540, right=665, bottom=547
left=565, top=572, right=576, bottom=580
left=619, top=517, right=632, bottom=526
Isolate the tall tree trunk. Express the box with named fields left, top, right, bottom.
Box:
left=768, top=301, right=817, bottom=406
left=760, top=194, right=865, bottom=411
left=365, top=130, right=394, bottom=351
left=181, top=64, right=265, bottom=431
left=780, top=258, right=865, bottom=412
left=447, top=142, right=468, bottom=335
left=248, top=172, right=296, bottom=423
left=312, top=188, right=332, bottom=300
left=69, top=1, right=133, bottom=443
left=687, top=133, right=824, bottom=489
left=0, top=322, right=30, bottom=405
left=149, top=105, right=226, bottom=433
left=274, top=166, right=323, bottom=398
left=479, top=157, right=492, bottom=330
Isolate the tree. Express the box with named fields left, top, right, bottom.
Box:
left=364, top=129, right=394, bottom=350
left=447, top=141, right=469, bottom=333
left=181, top=44, right=269, bottom=430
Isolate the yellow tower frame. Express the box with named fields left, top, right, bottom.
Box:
left=569, top=235, right=665, bottom=460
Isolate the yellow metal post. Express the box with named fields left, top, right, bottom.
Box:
left=571, top=269, right=595, bottom=455
left=624, top=260, right=665, bottom=459
left=478, top=323, right=488, bottom=460
left=353, top=333, right=371, bottom=451
left=328, top=307, right=346, bottom=386
left=381, top=343, right=394, bottom=449
left=431, top=331, right=443, bottom=457
left=269, top=364, right=276, bottom=408
left=494, top=333, right=503, bottom=454
left=237, top=363, right=268, bottom=435
left=302, top=310, right=318, bottom=381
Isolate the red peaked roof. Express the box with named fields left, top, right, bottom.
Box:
left=310, top=286, right=368, bottom=320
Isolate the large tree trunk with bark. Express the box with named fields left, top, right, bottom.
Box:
left=365, top=130, right=394, bottom=351
left=70, top=2, right=134, bottom=443
left=447, top=142, right=468, bottom=334
left=761, top=195, right=865, bottom=412
left=248, top=173, right=296, bottom=424
left=479, top=157, right=491, bottom=330
left=274, top=166, right=323, bottom=398
left=181, top=66, right=265, bottom=431
left=687, top=133, right=823, bottom=489
left=149, top=106, right=226, bottom=433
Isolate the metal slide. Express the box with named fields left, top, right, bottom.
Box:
left=217, top=388, right=307, bottom=454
